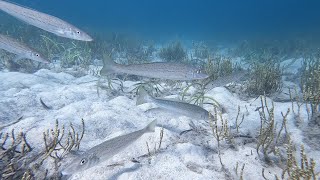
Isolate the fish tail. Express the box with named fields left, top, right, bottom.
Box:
left=144, top=120, right=157, bottom=132
left=136, top=88, right=153, bottom=105
left=100, top=53, right=116, bottom=75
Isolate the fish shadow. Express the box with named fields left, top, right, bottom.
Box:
left=108, top=163, right=142, bottom=180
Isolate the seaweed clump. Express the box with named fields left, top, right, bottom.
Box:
left=277, top=143, right=319, bottom=179
left=245, top=61, right=282, bottom=96
left=159, top=41, right=186, bottom=62
left=0, top=130, right=32, bottom=179
left=203, top=54, right=236, bottom=82
left=299, top=55, right=320, bottom=150
left=301, top=55, right=320, bottom=122
left=0, top=119, right=85, bottom=179
left=256, top=96, right=290, bottom=164
left=38, top=35, right=93, bottom=68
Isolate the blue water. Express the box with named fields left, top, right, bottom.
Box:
left=5, top=0, right=320, bottom=41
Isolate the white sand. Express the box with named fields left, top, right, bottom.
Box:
left=0, top=66, right=319, bottom=180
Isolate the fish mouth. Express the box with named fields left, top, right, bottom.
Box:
left=80, top=33, right=93, bottom=42
left=86, top=36, right=93, bottom=42
left=82, top=36, right=93, bottom=42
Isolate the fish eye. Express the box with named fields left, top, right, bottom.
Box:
left=80, top=158, right=87, bottom=165
left=36, top=54, right=39, bottom=57
left=77, top=31, right=80, bottom=34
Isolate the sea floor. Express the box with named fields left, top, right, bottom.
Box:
left=0, top=64, right=320, bottom=179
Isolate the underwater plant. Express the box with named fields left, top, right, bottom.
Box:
left=0, top=129, right=32, bottom=179
left=234, top=105, right=245, bottom=134
left=288, top=88, right=305, bottom=126
left=276, top=142, right=319, bottom=179
left=38, top=34, right=65, bottom=61
left=256, top=96, right=290, bottom=164
left=203, top=54, right=241, bottom=84
left=60, top=41, right=92, bottom=68
left=245, top=61, right=282, bottom=96
left=299, top=55, right=320, bottom=151
left=96, top=77, right=124, bottom=97
left=143, top=127, right=164, bottom=164
left=301, top=55, right=320, bottom=118
left=130, top=80, right=164, bottom=97
left=234, top=162, right=246, bottom=180
left=31, top=33, right=93, bottom=68
left=181, top=82, right=221, bottom=109
left=159, top=41, right=186, bottom=62
left=0, top=119, right=85, bottom=179
left=209, top=107, right=234, bottom=179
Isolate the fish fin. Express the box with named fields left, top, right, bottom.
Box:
left=100, top=53, right=116, bottom=76
left=144, top=120, right=157, bottom=132
left=136, top=88, right=153, bottom=105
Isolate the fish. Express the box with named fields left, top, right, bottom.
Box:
left=136, top=88, right=212, bottom=120
left=0, top=34, right=49, bottom=63
left=61, top=120, right=157, bottom=175
left=100, top=54, right=209, bottom=80
left=0, top=0, right=92, bottom=41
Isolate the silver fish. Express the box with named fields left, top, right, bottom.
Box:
left=0, top=0, right=92, bottom=41
left=0, top=34, right=49, bottom=63
left=137, top=89, right=212, bottom=120
left=100, top=55, right=208, bottom=81
left=61, top=120, right=157, bottom=175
